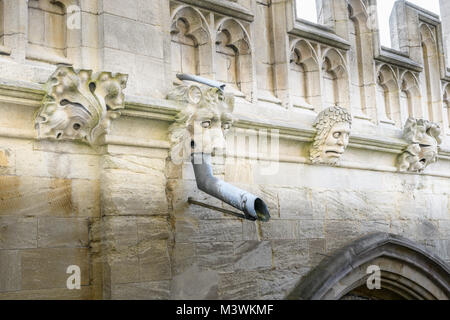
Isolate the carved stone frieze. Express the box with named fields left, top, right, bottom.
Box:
left=35, top=66, right=128, bottom=146
left=398, top=118, right=442, bottom=172
left=310, top=106, right=352, bottom=165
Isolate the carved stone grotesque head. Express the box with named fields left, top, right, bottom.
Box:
left=310, top=106, right=352, bottom=165
left=398, top=118, right=442, bottom=172
left=168, top=82, right=234, bottom=163
left=35, top=66, right=128, bottom=146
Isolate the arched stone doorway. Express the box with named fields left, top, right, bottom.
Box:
left=287, top=233, right=449, bottom=300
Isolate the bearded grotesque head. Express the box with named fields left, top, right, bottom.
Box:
left=310, top=106, right=352, bottom=165
left=398, top=118, right=442, bottom=172
left=168, top=82, right=235, bottom=164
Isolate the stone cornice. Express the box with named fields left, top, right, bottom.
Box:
left=174, top=0, right=254, bottom=22
left=0, top=79, right=449, bottom=161
left=375, top=47, right=423, bottom=73
left=287, top=19, right=351, bottom=51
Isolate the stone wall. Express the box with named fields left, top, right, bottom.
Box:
left=0, top=0, right=449, bottom=300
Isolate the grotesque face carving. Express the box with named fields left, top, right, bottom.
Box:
left=310, top=106, right=352, bottom=165
left=322, top=122, right=351, bottom=162
left=35, top=66, right=128, bottom=146
left=398, top=118, right=442, bottom=172
left=168, top=83, right=234, bottom=164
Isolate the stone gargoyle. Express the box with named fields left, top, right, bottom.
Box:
left=35, top=65, right=128, bottom=146
left=398, top=118, right=442, bottom=172
left=168, top=74, right=270, bottom=221
left=310, top=106, right=352, bottom=166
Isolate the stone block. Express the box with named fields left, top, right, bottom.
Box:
left=308, top=238, right=326, bottom=267
left=102, top=47, right=136, bottom=77
left=0, top=148, right=14, bottom=175
left=0, top=176, right=73, bottom=217
left=279, top=187, right=313, bottom=219
left=134, top=54, right=166, bottom=98
left=233, top=241, right=272, bottom=271
left=102, top=155, right=165, bottom=175
left=138, top=240, right=171, bottom=281
left=191, top=219, right=243, bottom=242
left=218, top=271, right=258, bottom=300
left=102, top=0, right=137, bottom=20
left=109, top=254, right=140, bottom=285
left=325, top=220, right=360, bottom=252
left=390, top=219, right=440, bottom=241
left=260, top=220, right=298, bottom=240
left=271, top=240, right=309, bottom=269
left=112, top=281, right=170, bottom=300
left=297, top=220, right=324, bottom=239
left=196, top=242, right=235, bottom=272
left=0, top=250, right=21, bottom=292
left=137, top=0, right=161, bottom=26
left=21, top=248, right=89, bottom=290
left=15, top=150, right=99, bottom=180
left=242, top=220, right=260, bottom=241
left=101, top=170, right=167, bottom=216
left=0, top=217, right=37, bottom=249
left=81, top=12, right=99, bottom=48
left=359, top=220, right=390, bottom=235
left=37, top=218, right=89, bottom=248
left=102, top=216, right=138, bottom=250
left=170, top=265, right=218, bottom=300
left=396, top=192, right=428, bottom=220
left=0, top=286, right=93, bottom=300
left=103, top=14, right=163, bottom=59
left=171, top=242, right=196, bottom=275
left=71, top=179, right=100, bottom=218
left=137, top=216, right=170, bottom=241
left=256, top=268, right=310, bottom=300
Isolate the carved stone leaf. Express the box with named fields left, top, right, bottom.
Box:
left=398, top=117, right=442, bottom=172
left=35, top=66, right=128, bottom=146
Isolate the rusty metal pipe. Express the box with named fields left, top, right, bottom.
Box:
left=191, top=153, right=270, bottom=221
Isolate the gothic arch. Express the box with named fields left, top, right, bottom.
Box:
left=377, top=64, right=401, bottom=126
left=347, top=0, right=369, bottom=27
left=321, top=48, right=349, bottom=110
left=170, top=5, right=212, bottom=78
left=400, top=71, right=422, bottom=119
left=287, top=233, right=450, bottom=300
left=347, top=0, right=373, bottom=118
left=419, top=23, right=443, bottom=125
left=289, top=39, right=320, bottom=110
left=443, top=82, right=450, bottom=131
left=215, top=18, right=253, bottom=99
left=27, top=0, right=81, bottom=64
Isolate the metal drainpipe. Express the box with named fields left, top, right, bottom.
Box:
left=191, top=152, right=271, bottom=221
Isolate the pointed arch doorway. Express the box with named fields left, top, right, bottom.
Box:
left=287, top=233, right=449, bottom=300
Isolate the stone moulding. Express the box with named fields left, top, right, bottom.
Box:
left=287, top=232, right=450, bottom=300
left=35, top=66, right=128, bottom=146
left=398, top=118, right=443, bottom=172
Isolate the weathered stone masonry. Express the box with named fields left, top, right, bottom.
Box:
left=0, top=0, right=449, bottom=299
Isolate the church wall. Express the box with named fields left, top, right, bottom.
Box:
left=0, top=0, right=449, bottom=299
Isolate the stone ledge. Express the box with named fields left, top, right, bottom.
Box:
left=288, top=20, right=351, bottom=51
left=0, top=78, right=449, bottom=162
left=175, top=0, right=254, bottom=22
